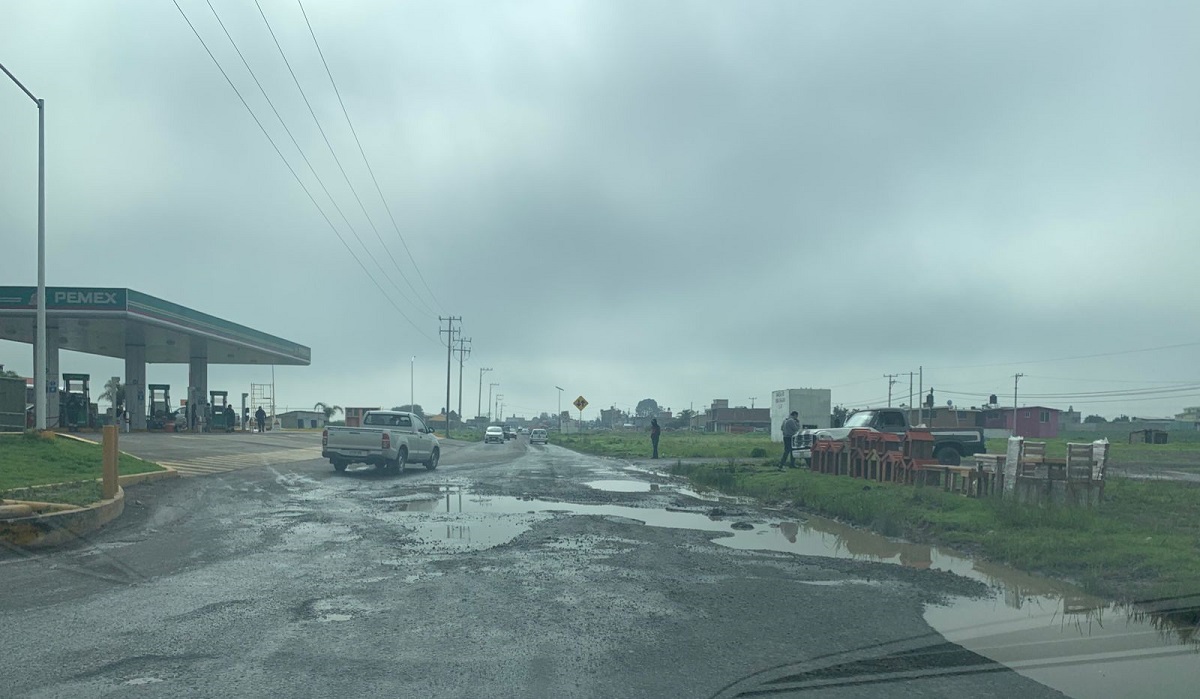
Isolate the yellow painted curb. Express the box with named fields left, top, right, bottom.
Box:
left=0, top=486, right=125, bottom=549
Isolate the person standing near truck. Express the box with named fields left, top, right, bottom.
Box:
left=780, top=411, right=800, bottom=469
left=649, top=418, right=661, bottom=459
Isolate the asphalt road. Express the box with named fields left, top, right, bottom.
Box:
left=0, top=436, right=1067, bottom=698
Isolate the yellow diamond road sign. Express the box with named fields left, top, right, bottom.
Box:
left=573, top=396, right=588, bottom=411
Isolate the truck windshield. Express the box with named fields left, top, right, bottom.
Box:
left=843, top=412, right=875, bottom=428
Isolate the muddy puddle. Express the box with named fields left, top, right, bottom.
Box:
left=376, top=482, right=1197, bottom=698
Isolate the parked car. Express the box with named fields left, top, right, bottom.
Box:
left=529, top=428, right=548, bottom=444
left=484, top=425, right=505, bottom=443
left=321, top=410, right=440, bottom=472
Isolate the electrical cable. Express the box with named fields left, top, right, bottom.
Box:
left=172, top=0, right=437, bottom=344
left=297, top=0, right=444, bottom=313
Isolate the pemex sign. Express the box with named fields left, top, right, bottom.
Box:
left=0, top=287, right=127, bottom=311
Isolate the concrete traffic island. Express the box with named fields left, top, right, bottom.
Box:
left=0, top=486, right=125, bottom=549
left=0, top=426, right=175, bottom=548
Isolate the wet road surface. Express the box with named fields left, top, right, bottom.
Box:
left=2, top=435, right=1182, bottom=697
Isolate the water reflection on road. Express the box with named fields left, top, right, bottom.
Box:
left=720, top=513, right=1199, bottom=698
left=378, top=481, right=1198, bottom=698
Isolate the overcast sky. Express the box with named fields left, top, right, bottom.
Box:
left=3, top=0, right=1200, bottom=420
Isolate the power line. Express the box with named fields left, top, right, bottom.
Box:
left=297, top=0, right=444, bottom=314
left=926, top=340, right=1200, bottom=371
left=172, top=0, right=436, bottom=344
left=249, top=0, right=432, bottom=316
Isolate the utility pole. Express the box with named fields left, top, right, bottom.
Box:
left=410, top=356, right=415, bottom=409
left=2, top=63, right=47, bottom=429
left=453, top=336, right=471, bottom=422
left=488, top=382, right=499, bottom=421
left=1013, top=373, right=1024, bottom=437
left=748, top=397, right=757, bottom=409
left=555, top=386, right=564, bottom=432
left=496, top=394, right=504, bottom=423
left=918, top=366, right=923, bottom=427
left=883, top=374, right=899, bottom=407
left=439, top=316, right=460, bottom=438
left=477, top=367, right=492, bottom=420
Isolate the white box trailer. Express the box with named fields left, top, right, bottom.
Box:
left=770, top=388, right=832, bottom=442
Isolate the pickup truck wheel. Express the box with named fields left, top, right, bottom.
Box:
left=424, top=448, right=440, bottom=470
left=393, top=448, right=408, bottom=472
left=332, top=460, right=347, bottom=472
left=936, top=445, right=962, bottom=466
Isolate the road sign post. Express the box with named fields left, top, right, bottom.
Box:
left=573, top=396, right=588, bottom=432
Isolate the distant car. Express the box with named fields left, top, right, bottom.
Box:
left=504, top=426, right=517, bottom=440
left=529, top=428, right=548, bottom=444
left=484, top=425, right=505, bottom=443
left=518, top=427, right=528, bottom=434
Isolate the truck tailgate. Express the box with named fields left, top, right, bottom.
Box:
left=325, top=427, right=385, bottom=452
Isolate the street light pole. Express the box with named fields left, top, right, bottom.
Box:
left=410, top=356, right=415, bottom=409
left=555, top=386, right=564, bottom=432
left=477, top=367, right=492, bottom=420
left=496, top=394, right=504, bottom=423
left=488, top=382, right=498, bottom=421
left=1, top=63, right=46, bottom=430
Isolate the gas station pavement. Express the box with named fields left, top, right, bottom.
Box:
left=109, top=430, right=325, bottom=477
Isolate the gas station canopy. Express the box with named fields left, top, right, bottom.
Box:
left=0, top=286, right=310, bottom=366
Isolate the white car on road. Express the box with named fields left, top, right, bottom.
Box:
left=529, top=428, right=548, bottom=445
left=484, top=425, right=505, bottom=443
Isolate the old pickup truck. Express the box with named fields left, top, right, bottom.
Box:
left=792, top=408, right=985, bottom=465
left=321, top=410, right=440, bottom=472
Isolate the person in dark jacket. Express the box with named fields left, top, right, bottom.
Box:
left=650, top=418, right=662, bottom=459
left=255, top=406, right=267, bottom=433
left=780, top=411, right=800, bottom=469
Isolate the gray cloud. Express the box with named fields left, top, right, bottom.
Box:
left=3, top=0, right=1199, bottom=419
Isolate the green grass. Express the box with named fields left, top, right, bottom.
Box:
left=0, top=432, right=163, bottom=503
left=551, top=431, right=774, bottom=459
left=986, top=435, right=1200, bottom=470
left=668, top=460, right=1200, bottom=603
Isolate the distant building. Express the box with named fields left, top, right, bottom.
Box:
left=707, top=399, right=771, bottom=433
left=1176, top=407, right=1200, bottom=424
left=1060, top=407, right=1081, bottom=425
left=277, top=410, right=326, bottom=429
left=906, top=407, right=983, bottom=428
left=982, top=406, right=1061, bottom=438
left=343, top=407, right=380, bottom=427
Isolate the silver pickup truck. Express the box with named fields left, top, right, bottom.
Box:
left=321, top=410, right=440, bottom=472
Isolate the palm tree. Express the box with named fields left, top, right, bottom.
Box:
left=314, top=402, right=343, bottom=422
left=100, top=377, right=125, bottom=410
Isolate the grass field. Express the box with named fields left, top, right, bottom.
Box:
left=669, top=460, right=1200, bottom=604
left=0, top=432, right=164, bottom=505
left=987, top=434, right=1200, bottom=471
left=551, top=431, right=774, bottom=459
left=552, top=430, right=1200, bottom=603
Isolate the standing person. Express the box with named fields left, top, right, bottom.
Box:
left=224, top=404, right=236, bottom=433
left=121, top=407, right=130, bottom=433
left=780, top=411, right=800, bottom=469
left=649, top=418, right=661, bottom=459
left=255, top=406, right=267, bottom=434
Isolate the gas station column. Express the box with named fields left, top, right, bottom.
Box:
left=44, top=321, right=60, bottom=428
left=125, top=344, right=147, bottom=430
left=188, top=352, right=208, bottom=411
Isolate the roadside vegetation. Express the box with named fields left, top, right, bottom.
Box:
left=667, top=460, right=1200, bottom=603
left=555, top=430, right=1200, bottom=602
left=0, top=432, right=163, bottom=505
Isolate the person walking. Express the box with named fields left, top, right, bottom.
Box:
left=255, top=406, right=267, bottom=434
left=779, top=411, right=800, bottom=469
left=649, top=418, right=661, bottom=459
